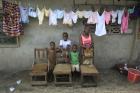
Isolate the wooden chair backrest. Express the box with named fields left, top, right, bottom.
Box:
left=34, top=48, right=47, bottom=64
left=56, top=51, right=66, bottom=64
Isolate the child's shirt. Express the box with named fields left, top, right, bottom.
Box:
left=59, top=39, right=71, bottom=49
left=70, top=51, right=79, bottom=65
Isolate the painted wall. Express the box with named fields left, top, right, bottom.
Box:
left=0, top=0, right=139, bottom=71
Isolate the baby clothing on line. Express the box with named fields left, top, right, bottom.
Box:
left=28, top=7, right=37, bottom=18
left=95, top=11, right=107, bottom=36
left=49, top=9, right=58, bottom=26
left=111, top=10, right=118, bottom=23
left=55, top=9, right=64, bottom=19
left=87, top=11, right=98, bottom=24
left=128, top=6, right=135, bottom=14
left=104, top=11, right=111, bottom=24
left=117, top=9, right=124, bottom=24
left=76, top=10, right=84, bottom=18
left=63, top=11, right=72, bottom=26
left=20, top=6, right=29, bottom=23
left=71, top=11, right=78, bottom=24
left=83, top=10, right=93, bottom=18
left=63, top=11, right=77, bottom=26
left=37, top=7, right=45, bottom=25
left=44, top=8, right=50, bottom=17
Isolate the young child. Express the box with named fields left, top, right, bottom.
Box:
left=80, top=25, right=93, bottom=48
left=47, top=41, right=56, bottom=81
left=80, top=25, right=94, bottom=65
left=70, top=44, right=80, bottom=78
left=59, top=32, right=71, bottom=63
left=59, top=32, right=71, bottom=50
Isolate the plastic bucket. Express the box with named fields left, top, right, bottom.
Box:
left=128, top=68, right=140, bottom=83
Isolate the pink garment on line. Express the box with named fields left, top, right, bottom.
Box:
left=121, top=11, right=129, bottom=33
left=104, top=11, right=111, bottom=24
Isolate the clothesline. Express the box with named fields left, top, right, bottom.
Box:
left=22, top=7, right=134, bottom=24
left=18, top=6, right=130, bottom=36
left=2, top=0, right=139, bottom=37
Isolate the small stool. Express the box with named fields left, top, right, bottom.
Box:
left=80, top=65, right=99, bottom=87
left=53, top=64, right=72, bottom=85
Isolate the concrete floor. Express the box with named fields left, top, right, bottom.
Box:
left=0, top=69, right=140, bottom=93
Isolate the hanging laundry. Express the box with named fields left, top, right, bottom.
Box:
left=63, top=11, right=77, bottom=26
left=121, top=10, right=129, bottom=33
left=2, top=0, right=23, bottom=37
left=63, top=11, right=73, bottom=26
left=95, top=11, right=107, bottom=36
left=111, top=10, right=118, bottom=23
left=37, top=7, right=45, bottom=25
left=128, top=6, right=135, bottom=14
left=87, top=11, right=98, bottom=24
left=83, top=10, right=93, bottom=19
left=129, top=5, right=140, bottom=19
left=71, top=11, right=78, bottom=24
left=117, top=9, right=124, bottom=24
left=28, top=7, right=37, bottom=18
left=76, top=10, right=84, bottom=18
left=19, top=6, right=29, bottom=23
left=104, top=11, right=111, bottom=25
left=44, top=8, right=50, bottom=17
left=55, top=9, right=64, bottom=19
left=49, top=9, right=57, bottom=26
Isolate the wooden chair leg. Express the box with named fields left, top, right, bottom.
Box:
left=69, top=74, right=72, bottom=83
left=54, top=74, right=56, bottom=84
left=81, top=74, right=83, bottom=85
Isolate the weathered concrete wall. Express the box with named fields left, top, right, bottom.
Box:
left=0, top=0, right=139, bottom=71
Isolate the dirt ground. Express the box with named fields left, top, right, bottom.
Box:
left=0, top=69, right=140, bottom=93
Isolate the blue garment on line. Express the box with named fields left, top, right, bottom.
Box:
left=19, top=6, right=29, bottom=23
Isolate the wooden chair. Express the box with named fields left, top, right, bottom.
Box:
left=80, top=47, right=99, bottom=87
left=30, top=48, right=48, bottom=86
left=53, top=49, right=72, bottom=85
